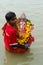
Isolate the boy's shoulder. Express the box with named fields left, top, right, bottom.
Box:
left=6, top=24, right=17, bottom=34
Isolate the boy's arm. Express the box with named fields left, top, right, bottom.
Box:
left=1, top=23, right=7, bottom=36
left=2, top=23, right=7, bottom=30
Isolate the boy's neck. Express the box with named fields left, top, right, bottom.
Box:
left=7, top=23, right=11, bottom=26
left=7, top=23, right=18, bottom=29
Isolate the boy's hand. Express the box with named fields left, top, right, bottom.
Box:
left=31, top=24, right=34, bottom=31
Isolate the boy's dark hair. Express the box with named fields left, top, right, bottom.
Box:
left=5, top=11, right=16, bottom=21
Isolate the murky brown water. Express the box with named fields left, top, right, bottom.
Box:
left=0, top=0, right=43, bottom=65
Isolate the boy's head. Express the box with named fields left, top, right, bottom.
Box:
left=5, top=11, right=16, bottom=21
left=5, top=11, right=17, bottom=26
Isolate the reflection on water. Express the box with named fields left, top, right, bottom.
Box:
left=4, top=49, right=34, bottom=65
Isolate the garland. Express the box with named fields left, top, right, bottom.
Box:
left=17, top=19, right=31, bottom=45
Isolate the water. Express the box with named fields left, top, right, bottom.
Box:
left=0, top=0, right=43, bottom=65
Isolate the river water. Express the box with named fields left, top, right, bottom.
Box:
left=0, top=0, right=43, bottom=65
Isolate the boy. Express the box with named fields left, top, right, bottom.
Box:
left=2, top=12, right=19, bottom=52
left=2, top=12, right=27, bottom=53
